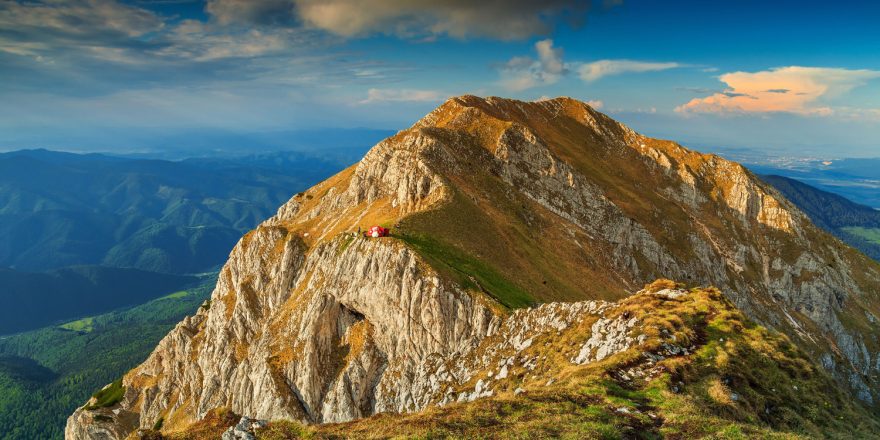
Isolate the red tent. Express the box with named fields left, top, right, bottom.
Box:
left=364, top=226, right=389, bottom=238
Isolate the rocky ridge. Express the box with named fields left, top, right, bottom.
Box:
left=67, top=96, right=880, bottom=439
left=99, top=283, right=880, bottom=439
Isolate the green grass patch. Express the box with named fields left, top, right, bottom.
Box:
left=159, top=290, right=190, bottom=300
left=336, top=233, right=356, bottom=255
left=841, top=226, right=880, bottom=245
left=59, top=317, right=95, bottom=333
left=85, top=378, right=124, bottom=410
left=397, top=232, right=535, bottom=309
left=257, top=420, right=315, bottom=440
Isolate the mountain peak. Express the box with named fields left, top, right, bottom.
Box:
left=415, top=94, right=607, bottom=133
left=67, top=96, right=880, bottom=439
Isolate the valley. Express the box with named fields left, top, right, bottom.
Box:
left=0, top=279, right=214, bottom=439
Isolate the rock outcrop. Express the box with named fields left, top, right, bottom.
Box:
left=67, top=96, right=880, bottom=439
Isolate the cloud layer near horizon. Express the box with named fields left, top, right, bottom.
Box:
left=578, top=60, right=681, bottom=82
left=677, top=66, right=880, bottom=117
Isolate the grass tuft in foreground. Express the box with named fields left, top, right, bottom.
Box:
left=84, top=378, right=124, bottom=410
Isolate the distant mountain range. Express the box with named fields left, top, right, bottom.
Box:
left=0, top=149, right=342, bottom=273
left=762, top=174, right=880, bottom=261
left=745, top=157, right=880, bottom=209
left=0, top=149, right=346, bottom=335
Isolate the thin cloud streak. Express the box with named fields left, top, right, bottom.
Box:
left=359, top=88, right=445, bottom=104
left=577, top=60, right=681, bottom=82
left=500, top=41, right=682, bottom=90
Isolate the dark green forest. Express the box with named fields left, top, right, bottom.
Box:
left=0, top=279, right=213, bottom=440
left=0, top=149, right=337, bottom=273
left=762, top=174, right=880, bottom=261
left=0, top=266, right=195, bottom=334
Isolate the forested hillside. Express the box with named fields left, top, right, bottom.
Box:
left=0, top=266, right=196, bottom=335
left=0, top=149, right=339, bottom=273
left=762, top=174, right=880, bottom=261
left=0, top=280, right=214, bottom=440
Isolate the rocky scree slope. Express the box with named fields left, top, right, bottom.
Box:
left=67, top=96, right=880, bottom=438
left=140, top=282, right=880, bottom=439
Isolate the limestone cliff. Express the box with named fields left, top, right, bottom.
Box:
left=67, top=96, right=880, bottom=439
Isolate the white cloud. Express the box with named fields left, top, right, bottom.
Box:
left=676, top=66, right=880, bottom=116
left=0, top=0, right=164, bottom=60
left=535, top=39, right=565, bottom=76
left=159, top=20, right=309, bottom=61
left=359, top=88, right=444, bottom=104
left=206, top=0, right=297, bottom=26
left=835, top=107, right=880, bottom=121
left=577, top=60, right=681, bottom=82
left=0, top=0, right=323, bottom=65
left=501, top=42, right=681, bottom=90
left=500, top=39, right=567, bottom=91
left=0, top=0, right=163, bottom=38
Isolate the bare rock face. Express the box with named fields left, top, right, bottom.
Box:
left=67, top=96, right=880, bottom=439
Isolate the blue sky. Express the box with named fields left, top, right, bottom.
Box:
left=1, top=0, right=879, bottom=157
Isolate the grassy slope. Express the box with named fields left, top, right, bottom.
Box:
left=842, top=227, right=880, bottom=245
left=394, top=97, right=781, bottom=312
left=0, top=278, right=214, bottom=440
left=398, top=167, right=626, bottom=309
left=404, top=98, right=880, bottom=393
left=155, top=282, right=880, bottom=440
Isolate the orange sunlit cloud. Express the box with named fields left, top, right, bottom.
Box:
left=676, top=66, right=880, bottom=116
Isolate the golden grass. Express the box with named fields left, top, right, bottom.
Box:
left=143, top=97, right=880, bottom=438
left=159, top=282, right=880, bottom=440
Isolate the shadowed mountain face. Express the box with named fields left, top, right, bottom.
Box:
left=66, top=96, right=880, bottom=439
left=0, top=149, right=340, bottom=274
left=761, top=174, right=880, bottom=261
left=0, top=266, right=197, bottom=335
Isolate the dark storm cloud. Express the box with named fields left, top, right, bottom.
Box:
left=205, top=0, right=297, bottom=26
left=722, top=91, right=755, bottom=98
left=675, top=86, right=716, bottom=94
left=0, top=0, right=164, bottom=47
left=206, top=0, right=592, bottom=40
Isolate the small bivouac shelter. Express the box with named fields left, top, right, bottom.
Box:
left=364, top=225, right=390, bottom=238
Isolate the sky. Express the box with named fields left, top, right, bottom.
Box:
left=1, top=0, right=879, bottom=157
